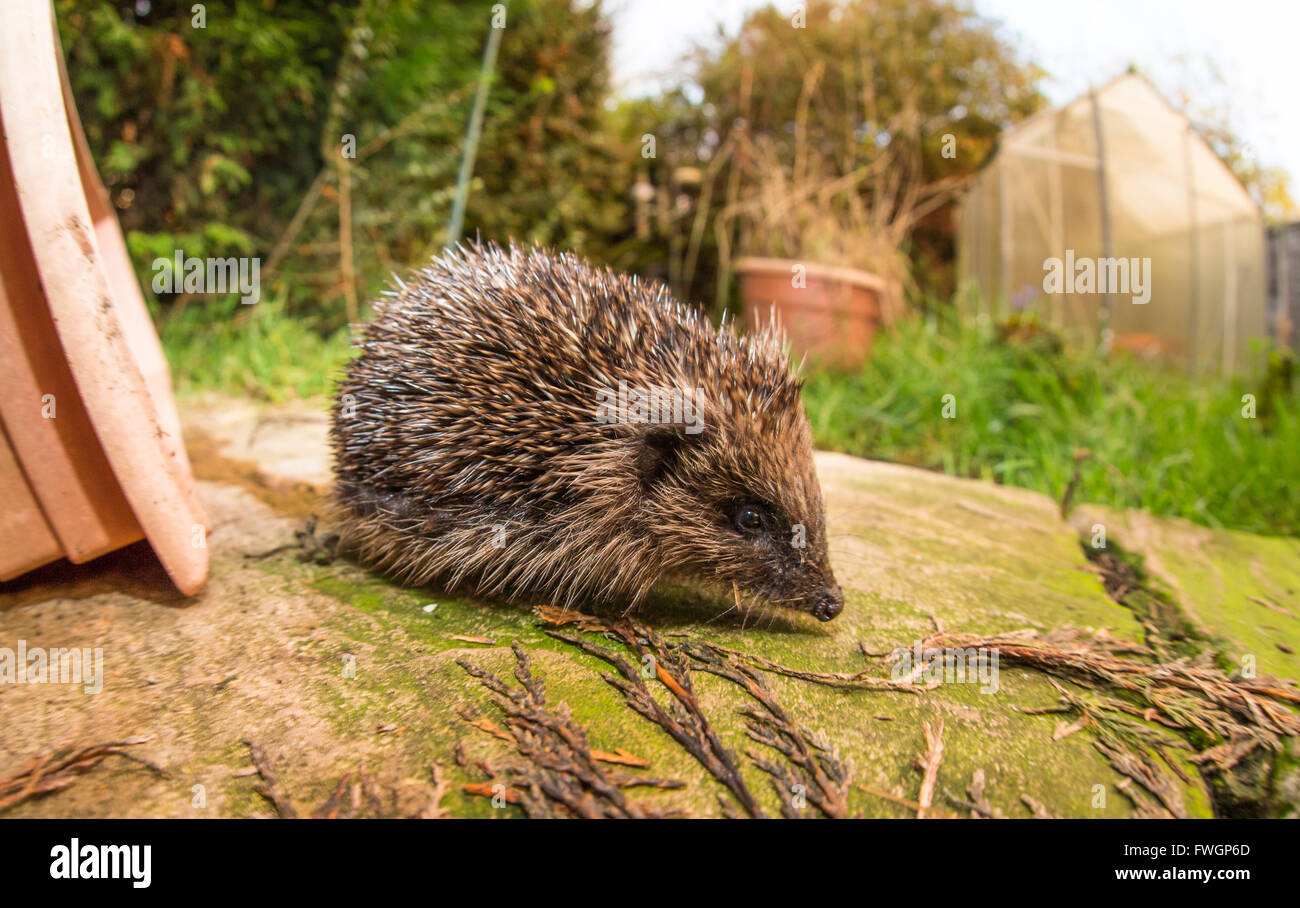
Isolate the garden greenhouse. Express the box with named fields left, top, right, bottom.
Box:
left=957, top=72, right=1267, bottom=375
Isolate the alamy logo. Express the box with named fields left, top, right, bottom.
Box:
left=594, top=380, right=705, bottom=434
left=49, top=839, right=150, bottom=888
left=0, top=640, right=103, bottom=694
left=151, top=250, right=261, bottom=304
left=1042, top=250, right=1151, bottom=304
left=889, top=641, right=1000, bottom=694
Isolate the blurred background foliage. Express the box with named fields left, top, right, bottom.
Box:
left=55, top=0, right=1045, bottom=325
left=53, top=0, right=1297, bottom=535
left=56, top=0, right=630, bottom=333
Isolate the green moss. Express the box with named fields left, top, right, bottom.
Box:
left=223, top=779, right=273, bottom=818
left=226, top=458, right=1233, bottom=818
left=1077, top=505, right=1300, bottom=680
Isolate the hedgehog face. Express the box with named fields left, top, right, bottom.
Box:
left=717, top=494, right=844, bottom=621
left=638, top=421, right=844, bottom=622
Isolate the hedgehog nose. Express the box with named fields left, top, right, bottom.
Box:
left=811, top=585, right=844, bottom=622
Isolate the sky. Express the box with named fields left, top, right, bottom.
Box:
left=605, top=0, right=1300, bottom=186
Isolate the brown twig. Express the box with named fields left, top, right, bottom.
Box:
left=244, top=739, right=298, bottom=819
left=540, top=611, right=862, bottom=818
left=457, top=642, right=684, bottom=818
left=684, top=641, right=853, bottom=818
left=1059, top=448, right=1092, bottom=519
left=925, top=626, right=1300, bottom=816
left=1020, top=793, right=1059, bottom=819
left=0, top=737, right=161, bottom=814
left=688, top=638, right=937, bottom=693
left=544, top=627, right=764, bottom=817
left=915, top=719, right=945, bottom=819
left=946, top=769, right=1002, bottom=818
left=923, top=628, right=1300, bottom=737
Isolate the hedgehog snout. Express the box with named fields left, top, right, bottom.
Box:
left=809, top=583, right=844, bottom=622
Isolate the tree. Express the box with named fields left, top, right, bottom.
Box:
left=627, top=0, right=1046, bottom=309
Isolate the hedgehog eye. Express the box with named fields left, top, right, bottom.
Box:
left=732, top=503, right=767, bottom=534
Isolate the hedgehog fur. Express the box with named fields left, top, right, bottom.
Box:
left=329, top=241, right=843, bottom=621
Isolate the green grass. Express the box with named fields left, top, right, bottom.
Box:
left=802, top=314, right=1300, bottom=537
left=159, top=295, right=353, bottom=401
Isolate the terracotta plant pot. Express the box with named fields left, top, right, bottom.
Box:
left=736, top=257, right=888, bottom=370
left=0, top=0, right=208, bottom=594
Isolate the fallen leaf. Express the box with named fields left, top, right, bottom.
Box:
left=1053, top=717, right=1087, bottom=740
left=463, top=782, right=518, bottom=803
left=464, top=717, right=512, bottom=742
left=591, top=747, right=650, bottom=767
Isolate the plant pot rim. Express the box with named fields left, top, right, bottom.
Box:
left=734, top=256, right=889, bottom=293
left=0, top=0, right=208, bottom=595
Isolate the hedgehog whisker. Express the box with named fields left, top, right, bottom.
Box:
left=760, top=602, right=777, bottom=629
left=703, top=582, right=744, bottom=626
left=704, top=601, right=742, bottom=626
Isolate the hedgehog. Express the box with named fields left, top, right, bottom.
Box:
left=328, top=242, right=844, bottom=622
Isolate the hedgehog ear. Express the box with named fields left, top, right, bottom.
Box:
left=637, top=426, right=693, bottom=490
